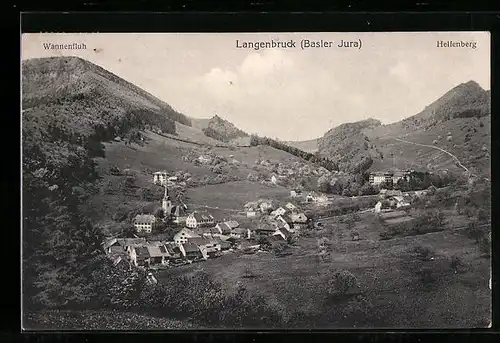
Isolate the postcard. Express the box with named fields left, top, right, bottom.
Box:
left=21, top=32, right=491, bottom=330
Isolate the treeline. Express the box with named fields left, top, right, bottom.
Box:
left=249, top=134, right=339, bottom=171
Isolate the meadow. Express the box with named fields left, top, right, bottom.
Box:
left=157, top=208, right=490, bottom=328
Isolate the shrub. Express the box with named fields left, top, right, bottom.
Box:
left=413, top=245, right=434, bottom=261
left=449, top=255, right=466, bottom=273
left=417, top=267, right=436, bottom=286
left=327, top=270, right=359, bottom=296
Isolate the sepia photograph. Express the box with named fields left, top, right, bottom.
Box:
left=21, top=32, right=491, bottom=330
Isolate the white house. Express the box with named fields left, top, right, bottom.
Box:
left=271, top=207, right=287, bottom=218
left=185, top=211, right=215, bottom=228
left=290, top=212, right=308, bottom=223
left=259, top=201, right=274, bottom=213
left=290, top=190, right=297, bottom=198
left=270, top=174, right=278, bottom=185
left=393, top=195, right=411, bottom=208
left=174, top=227, right=201, bottom=244
left=246, top=209, right=257, bottom=218
left=285, top=202, right=297, bottom=211
left=133, top=214, right=156, bottom=234
left=153, top=171, right=168, bottom=186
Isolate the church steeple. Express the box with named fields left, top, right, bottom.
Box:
left=162, top=185, right=172, bottom=215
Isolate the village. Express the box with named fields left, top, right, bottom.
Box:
left=102, top=167, right=429, bottom=283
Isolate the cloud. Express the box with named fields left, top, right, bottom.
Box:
left=389, top=62, right=409, bottom=80
left=239, top=49, right=294, bottom=77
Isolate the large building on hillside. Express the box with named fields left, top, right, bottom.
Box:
left=369, top=170, right=413, bottom=186
left=153, top=171, right=168, bottom=186
left=186, top=211, right=215, bottom=228
left=133, top=214, right=157, bottom=233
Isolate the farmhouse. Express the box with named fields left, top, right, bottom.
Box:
left=133, top=214, right=157, bottom=234
left=153, top=171, right=168, bottom=186
left=174, top=227, right=201, bottom=244
left=225, top=220, right=239, bottom=229
left=164, top=242, right=183, bottom=260
left=215, top=222, right=232, bottom=235
left=253, top=223, right=277, bottom=237
left=188, top=237, right=221, bottom=258
left=180, top=242, right=204, bottom=260
left=186, top=211, right=215, bottom=228
left=230, top=227, right=252, bottom=239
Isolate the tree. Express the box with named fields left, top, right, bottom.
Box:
left=326, top=270, right=359, bottom=296
left=155, top=208, right=165, bottom=220
left=317, top=175, right=330, bottom=193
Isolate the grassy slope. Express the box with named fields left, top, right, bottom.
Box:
left=364, top=116, right=490, bottom=176
left=316, top=81, right=490, bottom=177
left=159, top=209, right=490, bottom=328
left=83, top=128, right=305, bottom=231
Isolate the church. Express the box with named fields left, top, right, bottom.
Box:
left=161, top=185, right=187, bottom=225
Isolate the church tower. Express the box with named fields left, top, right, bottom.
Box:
left=162, top=185, right=172, bottom=216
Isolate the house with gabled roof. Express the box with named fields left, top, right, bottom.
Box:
left=186, top=211, right=215, bottom=228
left=225, top=220, right=239, bottom=229
left=188, top=237, right=221, bottom=258
left=273, top=227, right=292, bottom=241
left=270, top=207, right=287, bottom=218
left=290, top=212, right=308, bottom=224
left=179, top=242, right=204, bottom=260
left=216, top=222, right=232, bottom=235
left=230, top=227, right=251, bottom=239
left=252, top=223, right=277, bottom=237
left=174, top=227, right=200, bottom=244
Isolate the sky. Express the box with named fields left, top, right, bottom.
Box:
left=21, top=32, right=490, bottom=141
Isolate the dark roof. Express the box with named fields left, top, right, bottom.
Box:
left=183, top=242, right=201, bottom=253
left=217, top=222, right=232, bottom=234
left=190, top=211, right=215, bottom=222
left=232, top=227, right=248, bottom=234
left=255, top=225, right=276, bottom=232
left=135, top=246, right=150, bottom=258
left=171, top=205, right=186, bottom=217
left=268, top=235, right=285, bottom=242
left=187, top=237, right=213, bottom=246
left=134, top=214, right=156, bottom=224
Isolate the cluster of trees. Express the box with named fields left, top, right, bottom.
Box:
left=92, top=268, right=284, bottom=328
left=249, top=134, right=339, bottom=172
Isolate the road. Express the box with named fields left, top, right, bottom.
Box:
left=393, top=137, right=476, bottom=177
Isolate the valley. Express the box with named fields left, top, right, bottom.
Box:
left=22, top=56, right=491, bottom=330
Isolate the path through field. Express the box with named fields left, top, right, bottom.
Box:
left=393, top=137, right=475, bottom=177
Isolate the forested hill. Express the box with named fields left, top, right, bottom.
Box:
left=22, top=56, right=191, bottom=137
left=22, top=56, right=178, bottom=311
